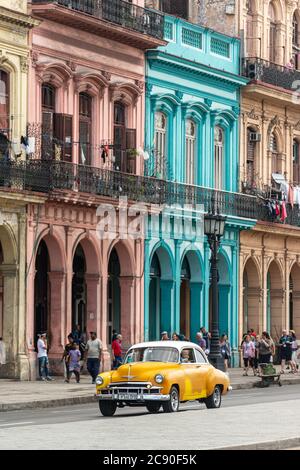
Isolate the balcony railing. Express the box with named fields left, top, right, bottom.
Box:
left=31, top=0, right=165, bottom=40
left=243, top=57, right=300, bottom=92
left=2, top=159, right=293, bottom=226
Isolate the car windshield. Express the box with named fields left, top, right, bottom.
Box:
left=125, top=347, right=179, bottom=364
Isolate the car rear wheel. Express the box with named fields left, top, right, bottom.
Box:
left=146, top=403, right=161, bottom=413
left=99, top=401, right=117, bottom=417
left=162, top=386, right=179, bottom=413
left=204, top=385, right=222, bottom=409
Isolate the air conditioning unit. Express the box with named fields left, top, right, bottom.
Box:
left=247, top=62, right=258, bottom=80
left=249, top=132, right=261, bottom=142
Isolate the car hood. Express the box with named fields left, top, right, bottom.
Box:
left=111, top=362, right=177, bottom=383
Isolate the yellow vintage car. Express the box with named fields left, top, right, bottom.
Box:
left=95, top=341, right=231, bottom=416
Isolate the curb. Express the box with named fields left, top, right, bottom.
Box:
left=0, top=395, right=96, bottom=412
left=1, top=378, right=299, bottom=412
left=231, top=377, right=300, bottom=390
left=216, top=436, right=300, bottom=450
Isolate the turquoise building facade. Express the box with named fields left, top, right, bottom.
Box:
left=144, top=16, right=255, bottom=365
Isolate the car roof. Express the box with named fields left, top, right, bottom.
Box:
left=128, top=341, right=203, bottom=352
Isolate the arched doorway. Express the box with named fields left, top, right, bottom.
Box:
left=107, top=248, right=120, bottom=345
left=34, top=240, right=50, bottom=344
left=266, top=261, right=284, bottom=339
left=243, top=258, right=261, bottom=334
left=180, top=256, right=191, bottom=339
left=149, top=252, right=161, bottom=341
left=290, top=264, right=300, bottom=333
left=149, top=245, right=174, bottom=340
left=180, top=250, right=203, bottom=341
left=72, top=243, right=87, bottom=335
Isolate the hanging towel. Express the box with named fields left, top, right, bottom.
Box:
left=275, top=201, right=280, bottom=216
left=281, top=201, right=287, bottom=222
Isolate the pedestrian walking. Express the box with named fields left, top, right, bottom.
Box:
left=242, top=334, right=255, bottom=376
left=161, top=331, right=169, bottom=341
left=67, top=343, right=81, bottom=383
left=220, top=334, right=231, bottom=372
left=172, top=332, right=180, bottom=341
left=62, top=334, right=74, bottom=382
left=85, top=331, right=102, bottom=384
left=279, top=330, right=296, bottom=374
left=195, top=332, right=206, bottom=350
left=112, top=334, right=123, bottom=369
left=37, top=333, right=53, bottom=381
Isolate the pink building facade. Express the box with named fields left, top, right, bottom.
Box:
left=25, top=0, right=165, bottom=378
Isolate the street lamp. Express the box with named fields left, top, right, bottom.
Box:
left=204, top=204, right=227, bottom=372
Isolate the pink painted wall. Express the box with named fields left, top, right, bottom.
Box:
left=28, top=16, right=146, bottom=174
left=26, top=10, right=149, bottom=377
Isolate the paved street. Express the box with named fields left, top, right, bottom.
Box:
left=1, top=385, right=300, bottom=450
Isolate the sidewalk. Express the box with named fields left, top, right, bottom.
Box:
left=1, top=367, right=300, bottom=412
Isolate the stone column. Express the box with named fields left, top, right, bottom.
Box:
left=0, top=264, right=17, bottom=379
left=119, top=276, right=135, bottom=348
left=160, top=279, right=175, bottom=335
left=190, top=281, right=203, bottom=341
left=86, top=273, right=100, bottom=334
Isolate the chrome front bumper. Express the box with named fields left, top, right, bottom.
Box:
left=96, top=392, right=170, bottom=402
left=96, top=382, right=170, bottom=402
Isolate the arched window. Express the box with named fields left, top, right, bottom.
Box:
left=214, top=126, right=224, bottom=190
left=113, top=101, right=136, bottom=173
left=293, top=13, right=300, bottom=69
left=154, top=111, right=167, bottom=179
left=293, top=138, right=300, bottom=184
left=79, top=92, right=92, bottom=165
left=0, top=69, right=9, bottom=138
left=268, top=2, right=277, bottom=63
left=185, top=119, right=196, bottom=185
left=42, top=83, right=56, bottom=160
left=270, top=132, right=280, bottom=173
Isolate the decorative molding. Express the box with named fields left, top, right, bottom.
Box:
left=267, top=115, right=281, bottom=134
left=20, top=56, right=28, bottom=73
left=135, top=79, right=144, bottom=91
left=245, top=108, right=260, bottom=120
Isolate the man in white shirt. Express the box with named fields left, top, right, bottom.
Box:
left=37, top=333, right=53, bottom=381
left=85, top=331, right=102, bottom=384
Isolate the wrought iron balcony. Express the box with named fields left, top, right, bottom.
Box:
left=243, top=57, right=300, bottom=92
left=1, top=159, right=299, bottom=226
left=31, top=0, right=165, bottom=45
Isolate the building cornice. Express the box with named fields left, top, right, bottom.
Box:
left=147, top=50, right=249, bottom=88
left=0, top=6, right=39, bottom=29
left=254, top=220, right=300, bottom=237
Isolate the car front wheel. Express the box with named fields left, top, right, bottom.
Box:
left=146, top=403, right=161, bottom=413
left=162, top=386, right=179, bottom=413
left=99, top=401, right=117, bottom=417
left=204, top=385, right=222, bottom=409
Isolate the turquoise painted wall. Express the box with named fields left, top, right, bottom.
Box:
left=144, top=16, right=255, bottom=365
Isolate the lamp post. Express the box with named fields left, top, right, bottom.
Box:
left=204, top=204, right=227, bottom=372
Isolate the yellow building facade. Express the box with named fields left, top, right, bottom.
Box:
left=0, top=0, right=42, bottom=380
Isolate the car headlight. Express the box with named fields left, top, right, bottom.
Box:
left=95, top=376, right=104, bottom=386
left=155, top=374, right=164, bottom=384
